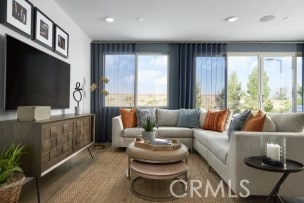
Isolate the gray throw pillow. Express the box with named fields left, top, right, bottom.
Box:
left=228, top=110, right=252, bottom=141
left=177, top=109, right=200, bottom=128
left=136, top=107, right=156, bottom=127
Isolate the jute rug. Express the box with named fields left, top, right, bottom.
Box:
left=49, top=147, right=265, bottom=203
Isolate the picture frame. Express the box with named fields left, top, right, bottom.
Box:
left=0, top=0, right=34, bottom=38
left=54, top=25, right=69, bottom=58
left=34, top=8, right=54, bottom=50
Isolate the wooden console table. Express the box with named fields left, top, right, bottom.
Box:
left=0, top=114, right=95, bottom=202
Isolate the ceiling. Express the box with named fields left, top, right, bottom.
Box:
left=54, top=0, right=304, bottom=42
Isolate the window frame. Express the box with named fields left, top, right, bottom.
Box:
left=103, top=52, right=169, bottom=108
left=135, top=52, right=169, bottom=108
left=227, top=52, right=300, bottom=112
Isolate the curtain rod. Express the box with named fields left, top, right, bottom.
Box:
left=91, top=40, right=303, bottom=44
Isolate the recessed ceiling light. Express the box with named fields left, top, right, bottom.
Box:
left=260, top=15, right=275, bottom=22
left=137, top=17, right=144, bottom=22
left=105, top=17, right=114, bottom=23
left=225, top=16, right=238, bottom=22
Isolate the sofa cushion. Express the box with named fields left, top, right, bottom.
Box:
left=203, top=110, right=229, bottom=132
left=228, top=110, right=252, bottom=141
left=268, top=113, right=304, bottom=132
left=263, top=114, right=276, bottom=132
left=177, top=109, right=200, bottom=128
left=199, top=108, right=207, bottom=128
left=194, top=129, right=227, bottom=146
left=136, top=107, right=156, bottom=127
left=244, top=111, right=266, bottom=131
left=156, top=109, right=180, bottom=127
left=123, top=128, right=144, bottom=138
left=120, top=108, right=137, bottom=128
left=158, top=127, right=193, bottom=138
left=225, top=109, right=233, bottom=130
left=207, top=135, right=230, bottom=164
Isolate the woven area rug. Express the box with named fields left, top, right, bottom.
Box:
left=49, top=147, right=264, bottom=203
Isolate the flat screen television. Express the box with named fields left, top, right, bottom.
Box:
left=4, top=35, right=70, bottom=111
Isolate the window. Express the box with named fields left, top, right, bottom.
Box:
left=104, top=53, right=168, bottom=107
left=227, top=54, right=302, bottom=113
left=227, top=56, right=258, bottom=113
left=104, top=54, right=136, bottom=107
left=137, top=55, right=168, bottom=106
left=195, top=56, right=226, bottom=110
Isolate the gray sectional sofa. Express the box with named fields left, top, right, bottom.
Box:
left=112, top=109, right=304, bottom=197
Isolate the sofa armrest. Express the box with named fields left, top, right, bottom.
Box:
left=111, top=116, right=124, bottom=147
left=227, top=131, right=304, bottom=196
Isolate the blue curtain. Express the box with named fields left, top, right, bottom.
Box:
left=302, top=44, right=304, bottom=112
left=91, top=43, right=135, bottom=143
left=178, top=43, right=227, bottom=109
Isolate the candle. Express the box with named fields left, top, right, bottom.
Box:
left=266, top=143, right=281, bottom=161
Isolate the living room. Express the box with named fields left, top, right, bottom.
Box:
left=0, top=0, right=303, bottom=202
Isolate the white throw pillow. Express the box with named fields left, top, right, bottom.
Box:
left=263, top=114, right=276, bottom=132
left=199, top=108, right=207, bottom=128
left=156, top=109, right=180, bottom=127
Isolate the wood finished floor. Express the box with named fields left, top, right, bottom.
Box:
left=19, top=144, right=304, bottom=203
left=20, top=144, right=109, bottom=203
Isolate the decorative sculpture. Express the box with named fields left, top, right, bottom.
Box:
left=73, top=82, right=83, bottom=115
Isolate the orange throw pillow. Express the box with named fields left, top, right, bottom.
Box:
left=203, top=110, right=229, bottom=132
left=243, top=111, right=266, bottom=131
left=120, top=108, right=137, bottom=128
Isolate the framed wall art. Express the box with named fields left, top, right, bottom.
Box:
left=34, top=8, right=54, bottom=50
left=0, top=0, right=33, bottom=38
left=54, top=25, right=69, bottom=58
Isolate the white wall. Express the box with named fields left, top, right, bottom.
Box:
left=0, top=0, right=92, bottom=121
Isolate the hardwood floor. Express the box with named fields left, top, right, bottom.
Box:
left=19, top=144, right=109, bottom=203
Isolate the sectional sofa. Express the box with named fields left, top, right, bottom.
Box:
left=112, top=109, right=304, bottom=197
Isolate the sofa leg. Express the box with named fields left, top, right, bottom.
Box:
left=191, top=148, right=196, bottom=154
left=208, top=166, right=212, bottom=172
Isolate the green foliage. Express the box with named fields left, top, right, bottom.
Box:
left=275, top=87, right=288, bottom=100
left=227, top=71, right=242, bottom=113
left=215, top=89, right=225, bottom=110
left=195, top=81, right=202, bottom=108
left=298, top=85, right=303, bottom=97
left=244, top=66, right=273, bottom=112
left=298, top=85, right=303, bottom=105
left=0, top=143, right=25, bottom=184
left=141, top=117, right=156, bottom=132
left=264, top=99, right=274, bottom=112
left=277, top=100, right=291, bottom=113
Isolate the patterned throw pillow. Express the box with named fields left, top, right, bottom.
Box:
left=177, top=109, right=200, bottom=128
left=228, top=110, right=252, bottom=141
left=203, top=109, right=229, bottom=132
left=120, top=108, right=137, bottom=128
left=135, top=107, right=156, bottom=127
left=244, top=111, right=266, bottom=131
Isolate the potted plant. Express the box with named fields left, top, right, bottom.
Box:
left=0, top=143, right=26, bottom=202
left=141, top=117, right=156, bottom=142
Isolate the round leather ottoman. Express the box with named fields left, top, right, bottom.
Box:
left=126, top=142, right=189, bottom=163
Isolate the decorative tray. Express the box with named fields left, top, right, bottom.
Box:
left=134, top=138, right=181, bottom=151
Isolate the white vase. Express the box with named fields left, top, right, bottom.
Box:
left=142, top=131, right=155, bottom=142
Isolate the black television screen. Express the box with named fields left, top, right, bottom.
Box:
left=5, top=35, right=70, bottom=110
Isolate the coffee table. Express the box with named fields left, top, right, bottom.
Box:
left=126, top=140, right=189, bottom=200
